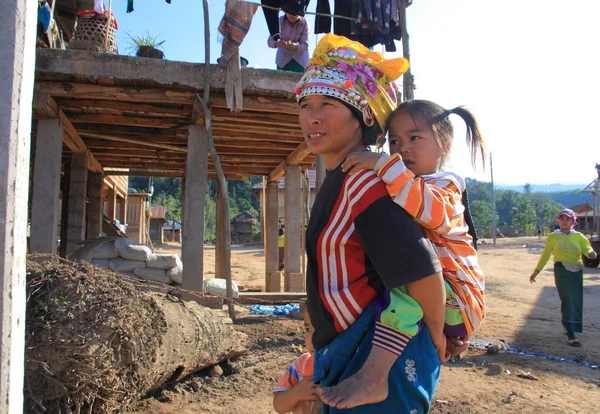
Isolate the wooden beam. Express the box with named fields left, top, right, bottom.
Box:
left=33, top=92, right=102, bottom=172
left=211, top=94, right=299, bottom=115
left=57, top=99, right=190, bottom=119
left=69, top=113, right=185, bottom=129
left=268, top=141, right=311, bottom=182
left=105, top=170, right=184, bottom=178
left=230, top=292, right=307, bottom=305
left=35, top=81, right=195, bottom=104
left=80, top=131, right=188, bottom=152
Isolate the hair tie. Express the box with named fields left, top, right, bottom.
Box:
left=444, top=108, right=454, bottom=117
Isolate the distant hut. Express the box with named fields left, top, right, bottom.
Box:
left=568, top=202, right=595, bottom=233
left=149, top=204, right=169, bottom=244
left=231, top=212, right=257, bottom=245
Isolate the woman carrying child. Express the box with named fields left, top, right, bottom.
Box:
left=296, top=34, right=448, bottom=413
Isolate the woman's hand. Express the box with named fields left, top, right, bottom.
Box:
left=589, top=251, right=598, bottom=260
left=446, top=335, right=469, bottom=358
left=341, top=151, right=383, bottom=175
left=529, top=270, right=539, bottom=283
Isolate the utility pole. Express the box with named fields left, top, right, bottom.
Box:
left=490, top=152, right=497, bottom=245
left=399, top=0, right=414, bottom=101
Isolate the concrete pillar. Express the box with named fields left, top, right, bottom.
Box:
left=284, top=165, right=303, bottom=292
left=215, top=180, right=230, bottom=281
left=0, top=0, right=37, bottom=410
left=66, top=153, right=89, bottom=254
left=265, top=181, right=280, bottom=291
left=86, top=171, right=104, bottom=239
left=315, top=154, right=326, bottom=193
left=30, top=118, right=63, bottom=253
left=182, top=126, right=208, bottom=292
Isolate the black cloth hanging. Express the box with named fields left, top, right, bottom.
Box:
left=462, top=190, right=479, bottom=251
left=262, top=0, right=310, bottom=38
left=314, top=0, right=353, bottom=37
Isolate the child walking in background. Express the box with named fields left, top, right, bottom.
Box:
left=273, top=303, right=320, bottom=413
left=341, top=100, right=487, bottom=354
left=267, top=11, right=309, bottom=73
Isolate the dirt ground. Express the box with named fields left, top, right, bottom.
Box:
left=136, top=237, right=600, bottom=413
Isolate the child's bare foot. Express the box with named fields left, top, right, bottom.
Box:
left=317, top=368, right=388, bottom=409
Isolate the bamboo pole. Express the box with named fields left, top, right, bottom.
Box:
left=200, top=0, right=235, bottom=321
left=103, top=0, right=113, bottom=52
left=398, top=0, right=414, bottom=101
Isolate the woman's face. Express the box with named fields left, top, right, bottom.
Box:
left=299, top=95, right=362, bottom=161
left=557, top=214, right=574, bottom=231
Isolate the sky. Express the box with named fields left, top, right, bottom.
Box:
left=109, top=0, right=600, bottom=186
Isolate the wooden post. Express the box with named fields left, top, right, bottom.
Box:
left=284, top=165, right=303, bottom=292
left=201, top=0, right=234, bottom=320
left=490, top=152, right=497, bottom=245
left=66, top=152, right=89, bottom=254
left=399, top=0, right=414, bottom=101
left=119, top=193, right=127, bottom=224
left=182, top=125, right=208, bottom=292
left=86, top=171, right=104, bottom=239
left=30, top=118, right=63, bottom=253
left=265, top=181, right=281, bottom=292
left=107, top=184, right=117, bottom=221
left=0, top=0, right=37, bottom=408
left=215, top=181, right=230, bottom=282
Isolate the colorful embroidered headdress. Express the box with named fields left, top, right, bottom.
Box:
left=295, top=34, right=409, bottom=135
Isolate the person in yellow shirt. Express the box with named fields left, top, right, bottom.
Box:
left=530, top=209, right=597, bottom=346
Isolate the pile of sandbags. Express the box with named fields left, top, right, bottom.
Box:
left=81, top=238, right=183, bottom=285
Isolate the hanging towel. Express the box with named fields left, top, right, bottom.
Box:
left=218, top=0, right=259, bottom=111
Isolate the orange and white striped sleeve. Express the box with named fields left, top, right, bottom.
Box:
left=375, top=153, right=465, bottom=235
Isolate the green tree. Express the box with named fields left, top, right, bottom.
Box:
left=469, top=200, right=496, bottom=238
left=465, top=178, right=492, bottom=203
left=512, top=199, right=537, bottom=236
left=495, top=190, right=523, bottom=226
left=538, top=200, right=563, bottom=232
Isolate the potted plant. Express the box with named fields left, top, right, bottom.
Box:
left=126, top=31, right=165, bottom=59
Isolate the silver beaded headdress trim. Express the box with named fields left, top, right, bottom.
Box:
left=296, top=66, right=375, bottom=127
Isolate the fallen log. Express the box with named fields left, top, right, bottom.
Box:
left=25, top=257, right=247, bottom=413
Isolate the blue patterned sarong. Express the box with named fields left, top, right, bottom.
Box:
left=313, top=304, right=440, bottom=413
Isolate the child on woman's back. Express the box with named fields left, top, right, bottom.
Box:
left=342, top=99, right=486, bottom=356
left=273, top=303, right=319, bottom=414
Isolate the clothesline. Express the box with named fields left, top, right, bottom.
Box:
left=242, top=1, right=358, bottom=21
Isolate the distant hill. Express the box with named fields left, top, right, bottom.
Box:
left=496, top=183, right=587, bottom=193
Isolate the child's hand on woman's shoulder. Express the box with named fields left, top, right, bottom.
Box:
left=342, top=151, right=383, bottom=175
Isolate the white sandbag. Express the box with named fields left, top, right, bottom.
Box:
left=90, top=241, right=119, bottom=259
left=133, top=267, right=171, bottom=284
left=109, top=258, right=146, bottom=273
left=204, top=278, right=239, bottom=297
left=90, top=259, right=111, bottom=268
left=166, top=263, right=183, bottom=284
left=114, top=238, right=152, bottom=261
left=146, top=253, right=181, bottom=270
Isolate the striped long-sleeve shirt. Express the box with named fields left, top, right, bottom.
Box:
left=306, top=165, right=441, bottom=356
left=375, top=153, right=486, bottom=335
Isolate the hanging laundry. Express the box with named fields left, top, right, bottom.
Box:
left=261, top=0, right=310, bottom=38
left=219, top=0, right=259, bottom=111
left=38, top=2, right=53, bottom=32
left=127, top=0, right=172, bottom=13
left=218, top=0, right=259, bottom=61
left=314, top=0, right=354, bottom=37
left=94, top=0, right=104, bottom=14
left=351, top=0, right=403, bottom=52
